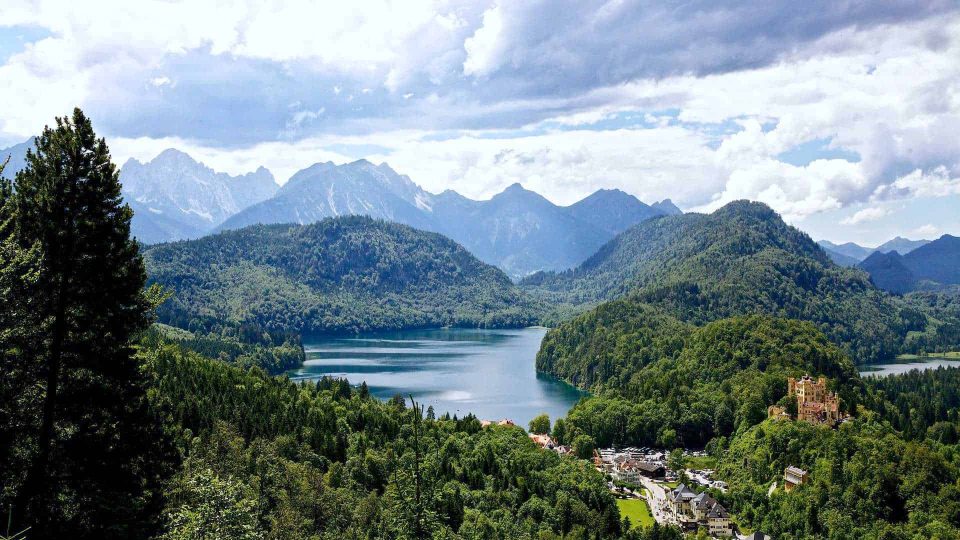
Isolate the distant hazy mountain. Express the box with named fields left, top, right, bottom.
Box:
left=651, top=198, right=683, bottom=216
left=858, top=251, right=916, bottom=294
left=0, top=138, right=32, bottom=179
left=4, top=139, right=676, bottom=274
left=859, top=234, right=960, bottom=293
left=818, top=240, right=875, bottom=261
left=876, top=236, right=930, bottom=254
left=564, top=189, right=664, bottom=236
left=818, top=236, right=930, bottom=265
left=430, top=183, right=610, bottom=277
left=218, top=159, right=435, bottom=232
left=821, top=247, right=861, bottom=267
left=120, top=149, right=277, bottom=243
left=217, top=161, right=677, bottom=277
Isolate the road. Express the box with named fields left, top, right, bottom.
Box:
left=639, top=477, right=676, bottom=526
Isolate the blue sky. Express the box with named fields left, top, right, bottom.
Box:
left=1, top=1, right=959, bottom=244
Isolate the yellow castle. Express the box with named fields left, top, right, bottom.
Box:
left=789, top=375, right=840, bottom=425
left=769, top=375, right=841, bottom=425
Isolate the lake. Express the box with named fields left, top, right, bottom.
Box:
left=859, top=356, right=960, bottom=377
left=288, top=327, right=586, bottom=426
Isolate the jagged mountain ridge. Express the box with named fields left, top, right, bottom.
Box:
left=120, top=149, right=278, bottom=243
left=217, top=161, right=680, bottom=277
left=2, top=140, right=677, bottom=275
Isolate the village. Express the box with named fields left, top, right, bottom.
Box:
left=522, top=374, right=842, bottom=539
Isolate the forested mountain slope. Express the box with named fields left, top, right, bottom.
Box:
left=526, top=201, right=917, bottom=363
left=540, top=313, right=859, bottom=447
left=144, top=216, right=543, bottom=337
left=139, top=338, right=624, bottom=539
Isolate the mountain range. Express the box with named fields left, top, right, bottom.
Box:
left=1, top=140, right=678, bottom=277
left=216, top=158, right=681, bottom=277
left=818, top=237, right=930, bottom=266
left=857, top=234, right=960, bottom=293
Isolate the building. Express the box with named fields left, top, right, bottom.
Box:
left=739, top=533, right=771, bottom=540
left=790, top=375, right=841, bottom=425
left=668, top=484, right=697, bottom=519
left=635, top=461, right=665, bottom=479
left=529, top=433, right=554, bottom=448
left=707, top=503, right=733, bottom=537
left=674, top=490, right=734, bottom=536
left=784, top=466, right=809, bottom=492
left=766, top=404, right=790, bottom=421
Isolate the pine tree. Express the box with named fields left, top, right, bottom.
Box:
left=0, top=164, right=44, bottom=530
left=7, top=109, right=173, bottom=538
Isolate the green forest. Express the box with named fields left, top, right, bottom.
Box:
left=4, top=110, right=960, bottom=540
left=523, top=201, right=960, bottom=364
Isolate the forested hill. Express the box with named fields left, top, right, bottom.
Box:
left=144, top=216, right=543, bottom=336
left=525, top=200, right=921, bottom=364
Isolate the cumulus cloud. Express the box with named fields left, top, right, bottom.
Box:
left=1, top=0, right=959, bottom=238
left=462, top=4, right=504, bottom=77
left=840, top=207, right=891, bottom=225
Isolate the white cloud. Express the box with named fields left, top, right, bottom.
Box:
left=874, top=166, right=960, bottom=200
left=840, top=207, right=891, bottom=225
left=462, top=4, right=504, bottom=77
left=1, top=0, right=959, bottom=236
left=910, top=223, right=941, bottom=238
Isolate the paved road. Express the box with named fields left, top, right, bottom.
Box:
left=639, top=477, right=676, bottom=526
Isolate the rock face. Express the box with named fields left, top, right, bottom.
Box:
left=120, top=149, right=278, bottom=242
left=217, top=159, right=435, bottom=233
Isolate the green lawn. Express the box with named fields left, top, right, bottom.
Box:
left=896, top=351, right=960, bottom=361
left=617, top=498, right=655, bottom=528
left=685, top=455, right=717, bottom=469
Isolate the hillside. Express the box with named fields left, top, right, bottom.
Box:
left=525, top=201, right=913, bottom=363
left=144, top=216, right=543, bottom=337
left=543, top=314, right=858, bottom=447
left=859, top=234, right=960, bottom=292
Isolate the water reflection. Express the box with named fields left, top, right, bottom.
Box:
left=289, top=327, right=586, bottom=426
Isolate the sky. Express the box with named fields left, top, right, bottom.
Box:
left=1, top=0, right=959, bottom=245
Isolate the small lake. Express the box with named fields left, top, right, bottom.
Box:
left=288, top=327, right=586, bottom=426
left=859, top=357, right=960, bottom=377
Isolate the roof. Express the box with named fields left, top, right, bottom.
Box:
left=707, top=502, right=729, bottom=519
left=669, top=484, right=696, bottom=502
left=692, top=492, right=717, bottom=511
left=785, top=465, right=808, bottom=476
left=636, top=461, right=664, bottom=472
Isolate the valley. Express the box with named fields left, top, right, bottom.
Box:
left=4, top=111, right=960, bottom=540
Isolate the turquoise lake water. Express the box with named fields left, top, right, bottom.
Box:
left=859, top=357, right=960, bottom=377
left=288, top=327, right=585, bottom=427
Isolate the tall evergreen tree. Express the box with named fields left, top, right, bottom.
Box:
left=0, top=163, right=44, bottom=535
left=6, top=109, right=173, bottom=538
